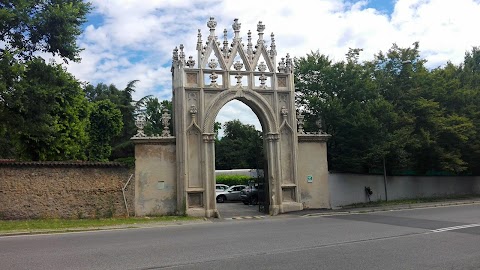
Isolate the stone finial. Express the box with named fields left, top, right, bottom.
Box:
left=297, top=112, right=305, bottom=134
left=209, top=72, right=219, bottom=87
left=233, top=60, right=243, bottom=71
left=232, top=18, right=241, bottom=31
left=270, top=33, right=277, bottom=57
left=223, top=28, right=229, bottom=58
left=247, top=30, right=253, bottom=61
left=208, top=58, right=218, bottom=69
left=207, top=17, right=217, bottom=39
left=232, top=18, right=241, bottom=42
left=316, top=118, right=324, bottom=133
left=285, top=53, right=292, bottom=73
left=235, top=73, right=243, bottom=88
left=257, top=21, right=265, bottom=44
left=258, top=61, right=267, bottom=72
left=259, top=74, right=268, bottom=89
left=161, top=109, right=171, bottom=137
left=134, top=114, right=147, bottom=137
left=196, top=29, right=202, bottom=51
left=172, top=47, right=178, bottom=62
left=179, top=44, right=185, bottom=61
left=186, top=56, right=195, bottom=68
left=278, top=57, right=286, bottom=73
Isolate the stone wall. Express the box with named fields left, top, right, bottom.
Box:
left=329, top=173, right=480, bottom=208
left=0, top=162, right=134, bottom=219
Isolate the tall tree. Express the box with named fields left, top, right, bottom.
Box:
left=8, top=58, right=89, bottom=160
left=215, top=119, right=264, bottom=170
left=84, top=80, right=139, bottom=160
left=87, top=100, right=123, bottom=161
left=0, top=0, right=91, bottom=63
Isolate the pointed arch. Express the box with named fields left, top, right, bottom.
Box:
left=203, top=89, right=277, bottom=134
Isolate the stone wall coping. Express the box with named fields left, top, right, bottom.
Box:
left=298, top=133, right=331, bottom=142
left=0, top=160, right=128, bottom=168
left=131, top=136, right=176, bottom=144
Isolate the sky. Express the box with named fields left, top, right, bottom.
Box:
left=65, top=0, right=480, bottom=133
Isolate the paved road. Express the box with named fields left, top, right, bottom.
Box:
left=1, top=204, right=480, bottom=269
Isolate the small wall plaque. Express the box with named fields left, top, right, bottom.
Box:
left=307, top=175, right=313, bottom=183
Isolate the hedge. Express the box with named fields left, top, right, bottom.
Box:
left=215, top=174, right=253, bottom=186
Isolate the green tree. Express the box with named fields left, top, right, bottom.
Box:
left=87, top=100, right=123, bottom=161
left=0, top=0, right=91, bottom=63
left=84, top=80, right=140, bottom=160
left=141, top=97, right=173, bottom=136
left=6, top=58, right=89, bottom=160
left=215, top=119, right=264, bottom=170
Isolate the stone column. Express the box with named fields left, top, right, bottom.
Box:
left=203, top=133, right=217, bottom=218
left=266, top=132, right=281, bottom=215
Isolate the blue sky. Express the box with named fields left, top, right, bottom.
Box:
left=65, top=0, right=480, bottom=132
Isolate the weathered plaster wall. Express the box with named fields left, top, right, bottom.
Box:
left=134, top=138, right=177, bottom=216
left=329, top=173, right=480, bottom=208
left=0, top=162, right=133, bottom=220
left=297, top=137, right=331, bottom=209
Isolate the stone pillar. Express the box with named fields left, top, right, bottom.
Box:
left=133, top=137, right=177, bottom=216
left=203, top=133, right=217, bottom=218
left=297, top=133, right=331, bottom=209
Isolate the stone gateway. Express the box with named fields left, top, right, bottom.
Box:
left=132, top=18, right=330, bottom=217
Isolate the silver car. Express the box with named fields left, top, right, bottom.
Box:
left=216, top=185, right=246, bottom=203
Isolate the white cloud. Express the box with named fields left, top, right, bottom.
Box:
left=62, top=0, right=480, bottom=130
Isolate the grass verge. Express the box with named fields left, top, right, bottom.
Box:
left=342, top=194, right=480, bottom=209
left=0, top=216, right=202, bottom=234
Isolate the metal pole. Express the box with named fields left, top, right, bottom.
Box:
left=383, top=156, right=388, bottom=201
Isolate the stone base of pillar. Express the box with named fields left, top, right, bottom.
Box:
left=280, top=202, right=303, bottom=213
left=186, top=207, right=216, bottom=218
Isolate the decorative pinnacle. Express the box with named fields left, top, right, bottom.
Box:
left=196, top=29, right=202, bottom=51
left=232, top=18, right=241, bottom=42
left=172, top=46, right=178, bottom=62
left=179, top=44, right=185, bottom=60
left=232, top=18, right=241, bottom=31
left=247, top=30, right=253, bottom=60
left=257, top=21, right=265, bottom=43
left=207, top=17, right=217, bottom=39
left=270, top=32, right=277, bottom=57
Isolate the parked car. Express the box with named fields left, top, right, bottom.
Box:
left=240, top=184, right=259, bottom=205
left=216, top=185, right=246, bottom=203
left=216, top=184, right=229, bottom=193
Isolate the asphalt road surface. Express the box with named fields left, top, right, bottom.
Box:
left=1, top=204, right=480, bottom=270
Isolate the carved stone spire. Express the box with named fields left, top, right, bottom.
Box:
left=247, top=30, right=253, bottom=62
left=161, top=109, right=171, bottom=137
left=207, top=17, right=217, bottom=41
left=223, top=28, right=229, bottom=59
left=278, top=57, right=286, bottom=73
left=232, top=18, right=241, bottom=44
left=285, top=53, right=292, bottom=73
left=257, top=21, right=265, bottom=45
left=270, top=32, right=277, bottom=58
left=196, top=29, right=202, bottom=51
left=179, top=44, right=185, bottom=62
left=172, top=46, right=178, bottom=63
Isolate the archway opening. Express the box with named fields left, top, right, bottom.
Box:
left=214, top=100, right=269, bottom=218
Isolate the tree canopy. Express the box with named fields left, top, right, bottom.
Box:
left=215, top=119, right=264, bottom=170
left=295, top=44, right=480, bottom=175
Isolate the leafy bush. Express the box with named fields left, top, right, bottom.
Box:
left=216, top=174, right=253, bottom=186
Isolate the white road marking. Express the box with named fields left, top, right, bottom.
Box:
left=430, top=223, right=480, bottom=233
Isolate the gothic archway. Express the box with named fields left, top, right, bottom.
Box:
left=171, top=18, right=303, bottom=217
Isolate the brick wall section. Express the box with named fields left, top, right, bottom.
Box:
left=0, top=162, right=134, bottom=219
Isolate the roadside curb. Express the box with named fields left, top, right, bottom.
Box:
left=0, top=219, right=212, bottom=237
left=302, top=200, right=480, bottom=217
